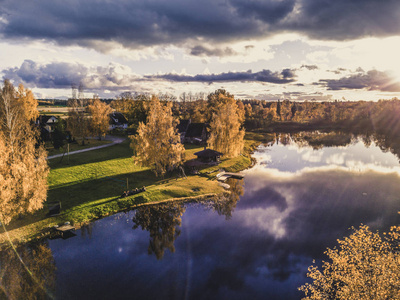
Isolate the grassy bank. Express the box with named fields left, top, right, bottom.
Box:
left=0, top=132, right=273, bottom=246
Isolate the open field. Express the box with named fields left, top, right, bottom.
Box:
left=0, top=132, right=273, bottom=246
left=37, top=106, right=69, bottom=113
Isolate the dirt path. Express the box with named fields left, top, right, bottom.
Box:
left=47, top=135, right=126, bottom=160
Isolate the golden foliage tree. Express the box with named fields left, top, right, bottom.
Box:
left=0, top=80, right=49, bottom=225
left=88, top=98, right=112, bottom=139
left=131, top=96, right=185, bottom=176
left=299, top=225, right=400, bottom=300
left=207, top=91, right=245, bottom=158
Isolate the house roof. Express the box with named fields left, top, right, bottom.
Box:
left=39, top=115, right=57, bottom=124
left=177, top=119, right=191, bottom=133
left=110, top=112, right=128, bottom=125
left=185, top=123, right=206, bottom=138
left=194, top=149, right=223, bottom=158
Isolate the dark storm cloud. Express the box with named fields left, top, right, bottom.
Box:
left=284, top=0, right=400, bottom=40
left=318, top=69, right=400, bottom=92
left=1, top=0, right=400, bottom=52
left=147, top=69, right=297, bottom=83
left=230, top=0, right=296, bottom=23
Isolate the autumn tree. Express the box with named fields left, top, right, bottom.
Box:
left=207, top=90, right=245, bottom=158
left=131, top=96, right=185, bottom=176
left=88, top=98, right=112, bottom=139
left=299, top=225, right=400, bottom=300
left=67, top=102, right=90, bottom=145
left=0, top=80, right=49, bottom=225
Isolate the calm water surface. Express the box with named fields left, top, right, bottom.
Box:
left=5, top=133, right=400, bottom=299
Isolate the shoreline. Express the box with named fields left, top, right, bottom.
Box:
left=0, top=132, right=272, bottom=248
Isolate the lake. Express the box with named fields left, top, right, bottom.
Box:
left=2, top=132, right=400, bottom=299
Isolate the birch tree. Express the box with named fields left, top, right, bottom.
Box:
left=207, top=91, right=245, bottom=158
left=88, top=98, right=112, bottom=139
left=131, top=96, right=185, bottom=176
left=0, top=80, right=49, bottom=225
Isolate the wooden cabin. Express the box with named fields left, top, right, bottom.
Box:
left=194, top=149, right=223, bottom=163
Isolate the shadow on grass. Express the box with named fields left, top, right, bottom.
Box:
left=47, top=168, right=158, bottom=211
left=1, top=169, right=165, bottom=232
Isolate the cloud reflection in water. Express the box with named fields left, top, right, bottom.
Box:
left=45, top=136, right=400, bottom=300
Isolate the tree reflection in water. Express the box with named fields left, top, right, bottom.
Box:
left=132, top=202, right=186, bottom=260
left=211, top=178, right=244, bottom=220
left=0, top=241, right=56, bottom=299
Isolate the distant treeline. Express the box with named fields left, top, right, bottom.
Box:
left=240, top=99, right=400, bottom=135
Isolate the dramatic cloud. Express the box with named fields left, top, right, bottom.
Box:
left=3, top=60, right=143, bottom=91
left=1, top=0, right=400, bottom=53
left=147, top=69, right=297, bottom=83
left=318, top=69, right=400, bottom=92
left=284, top=0, right=400, bottom=40
left=2, top=61, right=296, bottom=97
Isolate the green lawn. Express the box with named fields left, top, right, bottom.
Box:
left=0, top=132, right=272, bottom=245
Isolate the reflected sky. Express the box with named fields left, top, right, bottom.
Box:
left=253, top=136, right=400, bottom=173
left=45, top=137, right=400, bottom=300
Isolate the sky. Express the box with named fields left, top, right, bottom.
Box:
left=1, top=0, right=400, bottom=101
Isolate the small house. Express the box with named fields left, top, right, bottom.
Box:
left=109, top=112, right=128, bottom=130
left=194, top=148, right=223, bottom=163
left=177, top=119, right=191, bottom=143
left=36, top=115, right=58, bottom=140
